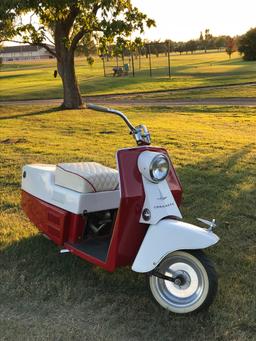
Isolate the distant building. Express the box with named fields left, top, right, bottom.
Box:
left=0, top=44, right=55, bottom=62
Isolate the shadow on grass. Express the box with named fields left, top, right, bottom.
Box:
left=1, top=57, right=255, bottom=103
left=0, top=106, right=62, bottom=120
left=78, top=69, right=256, bottom=97
left=0, top=73, right=40, bottom=80
left=1, top=146, right=255, bottom=339
left=178, top=144, right=255, bottom=219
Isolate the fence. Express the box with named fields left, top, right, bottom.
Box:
left=100, top=43, right=172, bottom=78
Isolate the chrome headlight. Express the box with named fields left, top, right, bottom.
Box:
left=149, top=154, right=169, bottom=182
left=138, top=151, right=170, bottom=183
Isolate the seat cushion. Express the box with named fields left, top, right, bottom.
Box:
left=55, top=162, right=119, bottom=193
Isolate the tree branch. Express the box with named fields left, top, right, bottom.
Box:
left=92, top=2, right=101, bottom=16
left=69, top=2, right=101, bottom=51
left=36, top=42, right=57, bottom=57
left=63, top=4, right=80, bottom=35
left=70, top=28, right=89, bottom=51
left=3, top=39, right=57, bottom=58
left=42, top=32, right=55, bottom=45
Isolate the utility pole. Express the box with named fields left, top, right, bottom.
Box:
left=148, top=44, right=152, bottom=77
left=167, top=41, right=171, bottom=78
left=102, top=56, right=106, bottom=77
left=131, top=52, right=135, bottom=77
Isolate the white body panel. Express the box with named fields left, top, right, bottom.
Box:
left=21, top=164, right=120, bottom=214
left=137, top=151, right=182, bottom=224
left=132, top=219, right=219, bottom=273
left=140, top=177, right=182, bottom=224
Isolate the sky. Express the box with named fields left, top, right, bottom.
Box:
left=132, top=0, right=256, bottom=41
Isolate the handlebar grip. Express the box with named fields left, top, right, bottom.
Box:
left=86, top=103, right=110, bottom=113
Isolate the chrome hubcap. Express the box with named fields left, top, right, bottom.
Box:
left=173, top=270, right=191, bottom=289
left=153, top=255, right=206, bottom=309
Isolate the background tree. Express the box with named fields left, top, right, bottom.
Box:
left=225, top=36, right=236, bottom=59
left=215, top=36, right=227, bottom=51
left=76, top=34, right=97, bottom=58
left=175, top=41, right=185, bottom=55
left=1, top=1, right=154, bottom=109
left=86, top=56, right=94, bottom=67
left=185, top=40, right=197, bottom=54
left=204, top=28, right=213, bottom=52
left=238, top=27, right=256, bottom=61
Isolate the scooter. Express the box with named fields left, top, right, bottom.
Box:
left=21, top=103, right=219, bottom=314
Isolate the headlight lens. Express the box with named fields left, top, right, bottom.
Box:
left=149, top=154, right=169, bottom=182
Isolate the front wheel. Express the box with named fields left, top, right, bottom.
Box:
left=149, top=250, right=218, bottom=314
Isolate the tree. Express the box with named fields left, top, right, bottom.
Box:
left=76, top=34, right=97, bottom=57
left=185, top=40, right=197, bottom=54
left=86, top=56, right=94, bottom=67
left=175, top=42, right=185, bottom=55
left=204, top=28, right=213, bottom=52
left=0, top=1, right=16, bottom=42
left=1, top=1, right=154, bottom=109
left=238, top=27, right=256, bottom=61
left=225, top=36, right=236, bottom=59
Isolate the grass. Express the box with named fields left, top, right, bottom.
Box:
left=0, top=104, right=256, bottom=340
left=0, top=52, right=256, bottom=101
left=134, top=84, right=256, bottom=100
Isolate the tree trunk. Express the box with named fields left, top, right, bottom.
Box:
left=57, top=49, right=83, bottom=109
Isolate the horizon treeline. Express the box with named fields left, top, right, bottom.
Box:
left=77, top=29, right=239, bottom=57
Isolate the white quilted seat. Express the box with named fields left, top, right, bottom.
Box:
left=55, top=162, right=119, bottom=193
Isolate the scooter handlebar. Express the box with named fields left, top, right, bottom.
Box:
left=87, top=103, right=136, bottom=132
left=87, top=102, right=151, bottom=145
left=86, top=103, right=111, bottom=113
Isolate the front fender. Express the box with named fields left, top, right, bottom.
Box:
left=132, top=219, right=219, bottom=273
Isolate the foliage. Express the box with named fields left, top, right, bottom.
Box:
left=0, top=1, right=17, bottom=42
left=86, top=55, right=94, bottom=67
left=238, top=27, right=256, bottom=61
left=225, top=36, right=236, bottom=59
left=1, top=1, right=155, bottom=49
left=77, top=34, right=97, bottom=57
left=0, top=0, right=155, bottom=108
left=123, top=34, right=232, bottom=58
left=185, top=40, right=197, bottom=54
left=175, top=41, right=185, bottom=55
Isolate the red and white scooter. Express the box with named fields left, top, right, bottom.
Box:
left=21, top=104, right=219, bottom=314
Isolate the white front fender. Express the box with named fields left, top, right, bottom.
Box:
left=132, top=219, right=219, bottom=273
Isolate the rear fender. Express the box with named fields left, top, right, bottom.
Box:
left=132, top=219, right=219, bottom=273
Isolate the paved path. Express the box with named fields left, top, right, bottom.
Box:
left=1, top=96, right=256, bottom=107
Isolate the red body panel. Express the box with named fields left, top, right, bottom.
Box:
left=107, top=146, right=182, bottom=269
left=21, top=146, right=182, bottom=272
left=22, top=191, right=70, bottom=245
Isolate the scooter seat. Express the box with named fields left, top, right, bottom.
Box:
left=55, top=162, right=119, bottom=193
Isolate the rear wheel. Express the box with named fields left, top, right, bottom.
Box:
left=149, top=250, right=218, bottom=314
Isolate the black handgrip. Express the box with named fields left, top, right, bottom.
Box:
left=86, top=103, right=111, bottom=113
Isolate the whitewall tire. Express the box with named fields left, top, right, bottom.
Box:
left=149, top=250, right=218, bottom=314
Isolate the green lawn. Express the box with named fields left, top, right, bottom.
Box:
left=1, top=52, right=256, bottom=101
left=0, top=104, right=255, bottom=340
left=134, top=84, right=256, bottom=100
